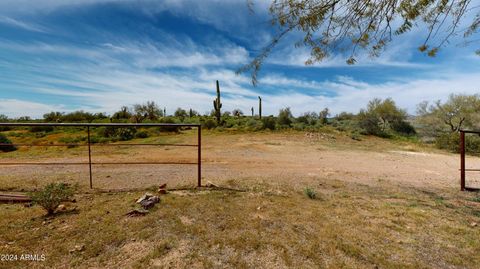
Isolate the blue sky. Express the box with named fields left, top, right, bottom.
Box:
left=0, top=0, right=479, bottom=118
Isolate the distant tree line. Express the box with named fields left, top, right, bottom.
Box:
left=2, top=94, right=480, bottom=153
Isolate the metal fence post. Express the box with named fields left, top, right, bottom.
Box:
left=87, top=126, right=93, bottom=189
left=197, top=126, right=202, bottom=187
left=460, top=131, right=465, bottom=191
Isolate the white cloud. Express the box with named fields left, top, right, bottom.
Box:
left=5, top=58, right=480, bottom=119
left=0, top=16, right=47, bottom=32
left=0, top=99, right=64, bottom=118
left=1, top=1, right=479, bottom=119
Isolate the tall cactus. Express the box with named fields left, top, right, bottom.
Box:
left=258, top=96, right=262, bottom=119
left=251, top=107, right=254, bottom=117
left=213, top=80, right=222, bottom=125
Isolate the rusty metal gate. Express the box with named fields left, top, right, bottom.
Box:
left=459, top=130, right=480, bottom=191
left=0, top=123, right=202, bottom=189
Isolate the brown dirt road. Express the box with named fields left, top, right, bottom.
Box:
left=0, top=131, right=476, bottom=191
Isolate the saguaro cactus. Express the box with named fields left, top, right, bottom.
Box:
left=258, top=96, right=262, bottom=119
left=251, top=107, right=254, bottom=117
left=213, top=80, right=222, bottom=125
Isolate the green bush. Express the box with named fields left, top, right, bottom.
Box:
left=0, top=133, right=16, bottom=152
left=304, top=187, right=317, bottom=199
left=135, top=131, right=149, bottom=138
left=97, top=126, right=136, bottom=141
left=391, top=120, right=416, bottom=135
left=159, top=117, right=180, bottom=132
left=292, top=122, right=306, bottom=131
left=31, top=183, right=75, bottom=215
left=436, top=132, right=480, bottom=154
left=202, top=118, right=217, bottom=130
left=117, top=127, right=136, bottom=141
left=261, top=116, right=276, bottom=130
left=277, top=108, right=293, bottom=127
left=245, top=119, right=262, bottom=131
left=29, top=126, right=54, bottom=133
left=435, top=133, right=460, bottom=152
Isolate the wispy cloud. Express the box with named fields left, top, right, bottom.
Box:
left=0, top=0, right=479, bottom=120
left=0, top=99, right=64, bottom=118
left=0, top=16, right=47, bottom=32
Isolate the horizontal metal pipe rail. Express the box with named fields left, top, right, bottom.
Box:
left=0, top=123, right=202, bottom=188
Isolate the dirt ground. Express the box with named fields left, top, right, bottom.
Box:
left=1, top=131, right=480, bottom=268
left=0, top=131, right=476, bottom=191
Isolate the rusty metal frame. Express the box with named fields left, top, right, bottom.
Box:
left=459, top=130, right=480, bottom=191
left=0, top=122, right=202, bottom=189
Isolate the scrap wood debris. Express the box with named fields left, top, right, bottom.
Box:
left=0, top=193, right=32, bottom=204
left=126, top=190, right=162, bottom=217
left=125, top=209, right=149, bottom=217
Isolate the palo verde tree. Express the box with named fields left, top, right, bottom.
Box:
left=417, top=94, right=480, bottom=135
left=133, top=101, right=162, bottom=122
left=112, top=106, right=132, bottom=120
left=241, top=0, right=480, bottom=85
left=358, top=98, right=413, bottom=135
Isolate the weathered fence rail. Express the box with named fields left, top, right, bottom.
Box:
left=0, top=123, right=202, bottom=189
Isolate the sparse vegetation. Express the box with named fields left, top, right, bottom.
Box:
left=31, top=183, right=75, bottom=215
left=304, top=187, right=317, bottom=199
left=0, top=133, right=16, bottom=152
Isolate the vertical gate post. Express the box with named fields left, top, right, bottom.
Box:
left=87, top=126, right=93, bottom=189
left=197, top=126, right=202, bottom=187
left=460, top=131, right=465, bottom=191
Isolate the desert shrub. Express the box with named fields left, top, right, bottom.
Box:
left=203, top=118, right=217, bottom=130
left=350, top=132, right=362, bottom=141
left=335, top=112, right=356, bottom=121
left=31, top=183, right=75, bottom=215
left=246, top=119, right=262, bottom=131
left=117, top=127, right=136, bottom=140
left=61, top=110, right=95, bottom=122
left=435, top=133, right=460, bottom=152
left=224, top=117, right=239, bottom=128
left=58, top=136, right=85, bottom=146
left=97, top=126, right=116, bottom=138
left=357, top=110, right=383, bottom=136
left=159, top=117, right=181, bottom=132
left=277, top=108, right=293, bottom=127
left=29, top=126, right=54, bottom=133
left=436, top=132, right=480, bottom=154
left=97, top=126, right=136, bottom=141
left=391, top=120, right=416, bottom=135
left=0, top=133, right=16, bottom=152
left=304, top=187, right=317, bottom=199
left=135, top=130, right=149, bottom=138
left=261, top=116, right=276, bottom=130
left=292, top=122, right=306, bottom=131
left=0, top=115, right=10, bottom=131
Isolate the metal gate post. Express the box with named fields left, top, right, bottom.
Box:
left=87, top=126, right=93, bottom=189
left=197, top=126, right=202, bottom=187
left=460, top=131, right=465, bottom=191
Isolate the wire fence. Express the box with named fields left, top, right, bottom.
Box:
left=0, top=123, right=202, bottom=189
